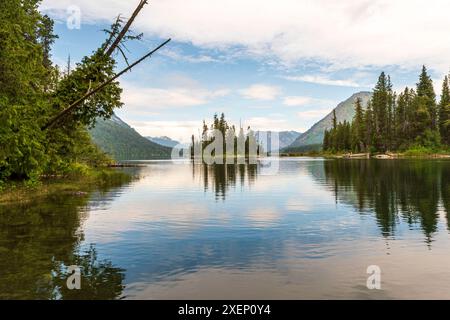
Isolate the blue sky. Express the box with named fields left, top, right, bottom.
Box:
left=41, top=0, right=450, bottom=142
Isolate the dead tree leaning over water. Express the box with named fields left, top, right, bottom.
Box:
left=42, top=0, right=167, bottom=131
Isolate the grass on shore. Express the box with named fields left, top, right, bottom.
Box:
left=281, top=146, right=450, bottom=159
left=0, top=167, right=132, bottom=204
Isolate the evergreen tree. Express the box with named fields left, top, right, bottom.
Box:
left=332, top=109, right=338, bottom=130
left=331, top=109, right=338, bottom=151
left=439, top=75, right=450, bottom=145
left=387, top=77, right=396, bottom=150
left=343, top=121, right=352, bottom=151
left=1, top=0, right=53, bottom=180
left=371, top=72, right=393, bottom=152
left=323, top=69, right=449, bottom=153
left=416, top=65, right=438, bottom=130
left=0, top=0, right=146, bottom=181
left=351, top=98, right=366, bottom=152
left=323, top=130, right=330, bottom=151
left=395, top=88, right=409, bottom=148
left=362, top=101, right=373, bottom=152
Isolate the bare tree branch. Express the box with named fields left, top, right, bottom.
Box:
left=117, top=45, right=130, bottom=66
left=105, top=0, right=149, bottom=57
left=101, top=15, right=122, bottom=53
left=43, top=38, right=171, bottom=131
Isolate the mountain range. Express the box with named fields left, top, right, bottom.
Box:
left=89, top=114, right=172, bottom=161
left=146, top=136, right=181, bottom=148
left=89, top=91, right=372, bottom=160
left=255, top=131, right=302, bottom=151
left=284, top=91, right=372, bottom=151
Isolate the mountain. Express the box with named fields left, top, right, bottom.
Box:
left=285, top=92, right=372, bottom=151
left=147, top=136, right=180, bottom=148
left=89, top=114, right=172, bottom=161
left=255, top=131, right=302, bottom=151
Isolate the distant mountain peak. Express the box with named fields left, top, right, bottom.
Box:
left=285, top=91, right=372, bottom=150
left=255, top=130, right=302, bottom=151
left=89, top=114, right=172, bottom=161
left=147, top=136, right=180, bottom=148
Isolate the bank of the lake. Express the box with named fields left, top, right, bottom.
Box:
left=2, top=158, right=450, bottom=299
left=0, top=168, right=132, bottom=204
left=281, top=148, right=450, bottom=159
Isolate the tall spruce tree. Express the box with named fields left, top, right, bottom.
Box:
left=323, top=130, right=331, bottom=151
left=439, top=75, right=450, bottom=145
left=323, top=70, right=449, bottom=153
left=0, top=0, right=52, bottom=180
left=371, top=72, right=393, bottom=152
left=364, top=101, right=374, bottom=152
left=351, top=98, right=365, bottom=152
left=416, top=65, right=438, bottom=130
left=0, top=0, right=146, bottom=181
left=395, top=88, right=408, bottom=148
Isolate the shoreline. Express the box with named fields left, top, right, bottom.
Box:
left=281, top=152, right=450, bottom=159
left=0, top=168, right=132, bottom=204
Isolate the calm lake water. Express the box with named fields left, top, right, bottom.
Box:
left=1, top=158, right=450, bottom=299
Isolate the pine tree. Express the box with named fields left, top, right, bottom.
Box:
left=439, top=75, right=450, bottom=145
left=332, top=109, right=337, bottom=130
left=1, top=0, right=52, bottom=180
left=417, top=65, right=438, bottom=130
left=364, top=101, right=374, bottom=152
left=351, top=98, right=366, bottom=152
left=330, top=109, right=338, bottom=151
left=344, top=121, right=352, bottom=151
left=371, top=72, right=393, bottom=152
left=323, top=69, right=448, bottom=153
left=386, top=76, right=396, bottom=150
left=395, top=88, right=408, bottom=148
left=323, top=130, right=330, bottom=151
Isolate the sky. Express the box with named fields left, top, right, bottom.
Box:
left=40, top=0, right=450, bottom=142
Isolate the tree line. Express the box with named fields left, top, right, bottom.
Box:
left=323, top=67, right=450, bottom=153
left=0, top=0, right=155, bottom=183
left=191, top=113, right=262, bottom=159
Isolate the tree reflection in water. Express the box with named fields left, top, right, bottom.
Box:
left=193, top=162, right=259, bottom=200
left=322, top=160, right=449, bottom=242
left=0, top=180, right=128, bottom=300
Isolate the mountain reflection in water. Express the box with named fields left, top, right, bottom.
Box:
left=1, top=159, right=450, bottom=299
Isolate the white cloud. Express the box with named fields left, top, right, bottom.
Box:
left=297, top=109, right=332, bottom=121
left=283, top=75, right=361, bottom=87
left=127, top=120, right=201, bottom=143
left=121, top=82, right=230, bottom=111
left=161, top=48, right=220, bottom=64
left=244, top=116, right=304, bottom=132
left=41, top=0, right=450, bottom=72
left=239, top=84, right=282, bottom=101
left=283, top=96, right=313, bottom=107
left=283, top=96, right=336, bottom=109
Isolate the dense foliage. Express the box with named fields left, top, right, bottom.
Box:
left=0, top=0, right=128, bottom=183
left=89, top=115, right=172, bottom=161
left=324, top=67, right=450, bottom=154
left=191, top=113, right=263, bottom=159
left=289, top=92, right=372, bottom=149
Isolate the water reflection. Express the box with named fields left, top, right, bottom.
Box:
left=2, top=159, right=450, bottom=299
left=0, top=179, right=128, bottom=300
left=321, top=160, right=448, bottom=241
left=193, top=163, right=258, bottom=200
left=443, top=164, right=450, bottom=230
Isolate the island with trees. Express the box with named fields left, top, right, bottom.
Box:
left=190, top=113, right=263, bottom=162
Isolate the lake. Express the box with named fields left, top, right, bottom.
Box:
left=1, top=158, right=450, bottom=299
